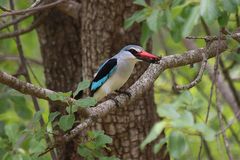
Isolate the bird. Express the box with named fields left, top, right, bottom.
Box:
left=75, top=45, right=161, bottom=102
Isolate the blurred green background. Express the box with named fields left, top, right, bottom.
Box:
left=1, top=0, right=240, bottom=159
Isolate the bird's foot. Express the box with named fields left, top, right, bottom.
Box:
left=106, top=94, right=120, bottom=107
left=115, top=90, right=131, bottom=99
left=110, top=98, right=120, bottom=107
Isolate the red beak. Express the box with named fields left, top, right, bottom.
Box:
left=137, top=51, right=161, bottom=63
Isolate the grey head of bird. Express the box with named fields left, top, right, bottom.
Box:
left=116, top=45, right=161, bottom=64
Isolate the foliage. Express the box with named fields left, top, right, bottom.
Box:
left=46, top=83, right=97, bottom=131
left=77, top=130, right=119, bottom=160
left=125, top=0, right=240, bottom=47
left=0, top=0, right=240, bottom=159
left=141, top=91, right=216, bottom=159
left=125, top=0, right=240, bottom=159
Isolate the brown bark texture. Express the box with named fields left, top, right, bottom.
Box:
left=36, top=0, right=165, bottom=159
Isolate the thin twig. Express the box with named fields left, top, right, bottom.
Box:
left=198, top=19, right=213, bottom=160
left=174, top=51, right=207, bottom=90
left=26, top=61, right=44, bottom=87
left=216, top=110, right=240, bottom=136
left=9, top=0, right=56, bottom=159
left=215, top=34, right=233, bottom=160
left=186, top=32, right=240, bottom=43
left=0, top=5, right=11, bottom=12
left=0, top=13, right=32, bottom=31
left=0, top=12, right=47, bottom=39
left=198, top=60, right=215, bottom=160
left=1, top=0, right=65, bottom=17
left=30, top=0, right=43, bottom=8
left=39, top=117, right=94, bottom=157
left=222, top=114, right=240, bottom=145
left=180, top=70, right=240, bottom=147
left=202, top=139, right=214, bottom=160
left=216, top=83, right=233, bottom=160
left=219, top=59, right=240, bottom=108
left=159, top=31, right=180, bottom=94
left=183, top=38, right=240, bottom=148
left=0, top=54, right=42, bottom=65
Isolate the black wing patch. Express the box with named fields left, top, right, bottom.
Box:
left=89, top=58, right=117, bottom=96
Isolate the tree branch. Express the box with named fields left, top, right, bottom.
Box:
left=0, top=0, right=65, bottom=17
left=0, top=40, right=227, bottom=117
left=35, top=40, right=228, bottom=155
left=174, top=51, right=207, bottom=90
left=56, top=0, right=81, bottom=19
left=0, top=12, right=48, bottom=39
left=0, top=0, right=80, bottom=32
left=0, top=54, right=42, bottom=65
left=183, top=39, right=240, bottom=119
left=0, top=40, right=228, bottom=150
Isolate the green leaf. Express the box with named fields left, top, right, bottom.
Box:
left=168, top=131, right=188, bottom=158
left=99, top=157, right=120, bottom=160
left=34, top=127, right=46, bottom=141
left=58, top=114, right=75, bottom=131
left=133, top=0, right=147, bottom=6
left=140, top=22, right=152, bottom=49
left=182, top=6, right=200, bottom=37
left=200, top=0, right=219, bottom=24
left=170, top=26, right=182, bottom=42
left=146, top=9, right=159, bottom=32
left=29, top=138, right=46, bottom=154
left=218, top=11, right=229, bottom=27
left=140, top=121, right=166, bottom=149
left=48, top=111, right=61, bottom=122
left=171, top=110, right=194, bottom=128
left=0, top=98, right=10, bottom=114
left=173, top=91, right=193, bottom=109
left=95, top=133, right=112, bottom=148
left=221, top=0, right=236, bottom=12
left=4, top=124, right=19, bottom=144
left=10, top=96, right=32, bottom=120
left=172, top=0, right=185, bottom=7
left=47, top=91, right=71, bottom=102
left=193, top=123, right=216, bottom=141
left=73, top=80, right=90, bottom=97
left=77, top=144, right=94, bottom=160
left=88, top=130, right=112, bottom=148
left=165, top=9, right=175, bottom=30
left=66, top=105, right=78, bottom=114
left=124, top=9, right=147, bottom=29
left=0, top=137, right=8, bottom=149
left=33, top=110, right=43, bottom=123
left=73, top=97, right=97, bottom=108
left=157, top=11, right=166, bottom=29
left=157, top=105, right=180, bottom=119
left=171, top=4, right=186, bottom=19
left=153, top=138, right=167, bottom=154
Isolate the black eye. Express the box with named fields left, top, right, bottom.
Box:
left=128, top=48, right=138, bottom=55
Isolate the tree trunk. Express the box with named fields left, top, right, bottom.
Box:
left=36, top=1, right=168, bottom=159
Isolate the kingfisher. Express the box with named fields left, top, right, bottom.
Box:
left=75, top=45, right=161, bottom=101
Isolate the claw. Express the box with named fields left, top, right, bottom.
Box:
left=110, top=98, right=120, bottom=107
left=115, top=90, right=131, bottom=99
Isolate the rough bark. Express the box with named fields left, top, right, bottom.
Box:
left=36, top=1, right=163, bottom=159
left=80, top=1, right=158, bottom=160
left=36, top=9, right=83, bottom=159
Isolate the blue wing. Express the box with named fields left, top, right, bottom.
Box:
left=90, top=58, right=117, bottom=96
